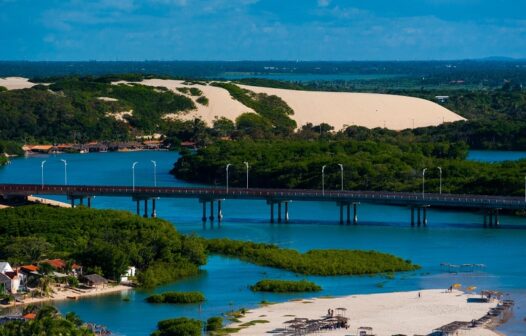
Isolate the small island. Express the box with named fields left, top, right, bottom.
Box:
left=250, top=279, right=322, bottom=293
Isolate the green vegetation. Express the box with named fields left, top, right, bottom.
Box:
left=173, top=138, right=526, bottom=196
left=196, top=95, right=209, bottom=106
left=176, top=87, right=203, bottom=96
left=0, top=305, right=94, bottom=335
left=0, top=140, right=24, bottom=156
left=146, top=291, right=205, bottom=304
left=151, top=317, right=202, bottom=336
left=250, top=279, right=322, bottom=293
left=0, top=76, right=196, bottom=142
left=211, top=82, right=296, bottom=135
left=206, top=317, right=223, bottom=332
left=206, top=238, right=419, bottom=276
left=0, top=206, right=206, bottom=287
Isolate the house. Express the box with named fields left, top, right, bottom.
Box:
left=120, top=266, right=136, bottom=284
left=83, top=274, right=108, bottom=288
left=0, top=271, right=20, bottom=294
left=41, top=259, right=82, bottom=276
left=0, top=262, right=13, bottom=274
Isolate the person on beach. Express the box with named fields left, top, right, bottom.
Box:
left=418, top=292, right=421, bottom=298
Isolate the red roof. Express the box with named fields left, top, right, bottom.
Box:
left=42, top=259, right=66, bottom=269
left=22, top=313, right=36, bottom=320
left=20, top=265, right=39, bottom=272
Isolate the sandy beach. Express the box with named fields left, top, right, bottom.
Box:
left=2, top=284, right=131, bottom=308
left=0, top=77, right=37, bottom=90
left=231, top=289, right=500, bottom=336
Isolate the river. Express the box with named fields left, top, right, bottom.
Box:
left=0, top=150, right=525, bottom=335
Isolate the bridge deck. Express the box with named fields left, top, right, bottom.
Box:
left=1, top=184, right=524, bottom=210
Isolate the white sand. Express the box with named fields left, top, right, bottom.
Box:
left=27, top=196, right=71, bottom=208
left=239, top=85, right=465, bottom=131
left=130, top=79, right=255, bottom=123
left=231, top=289, right=499, bottom=336
left=3, top=284, right=131, bottom=308
left=0, top=77, right=37, bottom=90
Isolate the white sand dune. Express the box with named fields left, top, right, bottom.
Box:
left=138, top=79, right=255, bottom=123
left=239, top=85, right=465, bottom=130
left=0, top=77, right=37, bottom=90
left=231, top=289, right=499, bottom=336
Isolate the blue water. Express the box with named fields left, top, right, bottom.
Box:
left=211, top=72, right=402, bottom=82
left=1, top=150, right=525, bottom=335
left=468, top=150, right=526, bottom=162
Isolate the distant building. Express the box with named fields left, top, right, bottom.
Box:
left=83, top=274, right=109, bottom=288
left=0, top=262, right=13, bottom=274
left=435, top=96, right=449, bottom=103
left=120, top=266, right=136, bottom=284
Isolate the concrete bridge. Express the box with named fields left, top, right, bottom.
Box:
left=1, top=183, right=524, bottom=228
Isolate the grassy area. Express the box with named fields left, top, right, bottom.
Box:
left=250, top=279, right=322, bottom=293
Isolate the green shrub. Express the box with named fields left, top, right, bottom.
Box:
left=151, top=317, right=202, bottom=336
left=250, top=279, right=322, bottom=293
left=146, top=291, right=205, bottom=304
left=196, top=96, right=209, bottom=106
left=206, top=316, right=223, bottom=331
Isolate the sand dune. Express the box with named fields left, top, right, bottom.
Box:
left=138, top=79, right=255, bottom=122
left=231, top=289, right=498, bottom=336
left=0, top=77, right=37, bottom=90
left=239, top=84, right=465, bottom=130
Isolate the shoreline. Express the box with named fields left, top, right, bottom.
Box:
left=229, top=289, right=505, bottom=336
left=1, top=284, right=132, bottom=309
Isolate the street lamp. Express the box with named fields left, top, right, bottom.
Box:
left=437, top=166, right=442, bottom=194
left=40, top=160, right=47, bottom=188
left=322, top=165, right=327, bottom=195
left=60, top=159, right=68, bottom=185
left=132, top=162, right=139, bottom=191
left=226, top=163, right=232, bottom=193
left=243, top=161, right=249, bottom=189
left=422, top=168, right=427, bottom=199
left=338, top=164, right=344, bottom=191
left=151, top=160, right=157, bottom=187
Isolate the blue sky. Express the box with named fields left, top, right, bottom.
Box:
left=0, top=0, right=525, bottom=61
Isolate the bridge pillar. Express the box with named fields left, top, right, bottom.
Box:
left=483, top=210, right=488, bottom=227
left=151, top=198, right=156, bottom=218
left=143, top=199, right=148, bottom=218
left=353, top=203, right=358, bottom=225
left=209, top=200, right=215, bottom=221
left=87, top=197, right=92, bottom=209
left=411, top=207, right=415, bottom=226
left=202, top=201, right=207, bottom=222
left=339, top=203, right=344, bottom=225
left=277, top=202, right=282, bottom=223
left=79, top=197, right=84, bottom=206
left=346, top=203, right=351, bottom=225
left=488, top=210, right=493, bottom=228
left=417, top=207, right=421, bottom=226
left=269, top=201, right=275, bottom=223
left=495, top=209, right=500, bottom=227
left=217, top=200, right=223, bottom=222
left=284, top=202, right=289, bottom=223
left=423, top=207, right=428, bottom=226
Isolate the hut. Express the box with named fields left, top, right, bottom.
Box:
left=83, top=274, right=108, bottom=289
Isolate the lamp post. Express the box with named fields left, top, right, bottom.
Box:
left=151, top=160, right=157, bottom=187
left=422, top=168, right=427, bottom=199
left=60, top=159, right=68, bottom=185
left=40, top=160, right=47, bottom=188
left=338, top=164, right=344, bottom=191
left=226, top=163, right=232, bottom=193
left=132, top=162, right=139, bottom=191
left=437, top=166, right=442, bottom=194
left=243, top=161, right=249, bottom=189
left=322, top=165, right=327, bottom=195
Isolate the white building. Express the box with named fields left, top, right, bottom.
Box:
left=120, top=266, right=136, bottom=284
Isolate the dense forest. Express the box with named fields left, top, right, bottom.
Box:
left=0, top=206, right=206, bottom=287
left=173, top=139, right=526, bottom=196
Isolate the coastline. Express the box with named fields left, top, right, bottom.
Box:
left=1, top=284, right=132, bottom=309
left=229, top=289, right=503, bottom=336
